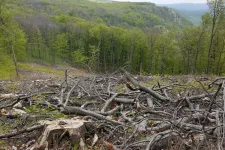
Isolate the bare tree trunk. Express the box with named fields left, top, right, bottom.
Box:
left=140, top=62, right=142, bottom=75
left=187, top=47, right=190, bottom=74
left=129, top=38, right=134, bottom=72
left=0, top=25, right=19, bottom=77
left=149, top=38, right=154, bottom=73
left=216, top=39, right=225, bottom=75
left=160, top=43, right=165, bottom=75
left=193, top=29, right=204, bottom=73
left=11, top=42, right=19, bottom=77
left=206, top=0, right=220, bottom=73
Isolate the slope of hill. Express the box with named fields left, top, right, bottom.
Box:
left=158, top=3, right=208, bottom=25
left=21, top=0, right=192, bottom=28
left=0, top=0, right=194, bottom=79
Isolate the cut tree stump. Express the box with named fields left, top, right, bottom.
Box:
left=34, top=118, right=90, bottom=149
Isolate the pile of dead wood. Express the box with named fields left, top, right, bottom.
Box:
left=0, top=69, right=225, bottom=150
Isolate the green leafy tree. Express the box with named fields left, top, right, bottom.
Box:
left=0, top=0, right=26, bottom=77
left=206, top=0, right=225, bottom=73
left=28, top=25, right=43, bottom=59
left=73, top=49, right=88, bottom=63
left=54, top=33, right=69, bottom=61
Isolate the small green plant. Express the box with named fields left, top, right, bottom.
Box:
left=26, top=103, right=67, bottom=120
left=32, top=94, right=46, bottom=101
left=26, top=104, right=38, bottom=113
left=73, top=140, right=80, bottom=150
left=0, top=140, right=6, bottom=147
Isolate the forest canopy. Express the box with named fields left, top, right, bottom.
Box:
left=1, top=0, right=225, bottom=77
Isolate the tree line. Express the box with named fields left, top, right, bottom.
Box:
left=0, top=0, right=225, bottom=76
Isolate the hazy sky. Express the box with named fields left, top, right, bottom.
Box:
left=113, top=0, right=206, bottom=4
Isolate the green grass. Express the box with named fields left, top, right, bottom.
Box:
left=18, top=62, right=65, bottom=75
left=0, top=55, right=16, bottom=80
left=0, top=61, right=64, bottom=80
left=0, top=61, right=90, bottom=80
left=0, top=67, right=16, bottom=80
left=0, top=62, right=64, bottom=80
left=0, top=54, right=65, bottom=80
left=18, top=62, right=91, bottom=77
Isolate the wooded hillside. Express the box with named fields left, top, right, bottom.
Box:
left=0, top=0, right=225, bottom=78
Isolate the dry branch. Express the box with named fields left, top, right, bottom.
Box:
left=0, top=125, right=44, bottom=139
left=0, top=92, right=55, bottom=109
left=64, top=80, right=80, bottom=107
left=101, top=93, right=118, bottom=113
left=187, top=93, right=215, bottom=101
left=146, top=130, right=179, bottom=150
left=62, top=106, right=123, bottom=125
left=120, top=69, right=171, bottom=101
left=114, top=98, right=135, bottom=104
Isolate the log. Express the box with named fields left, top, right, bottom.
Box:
left=187, top=93, right=215, bottom=101
left=120, top=69, right=171, bottom=101
left=114, top=98, right=135, bottom=104
left=0, top=94, right=18, bottom=100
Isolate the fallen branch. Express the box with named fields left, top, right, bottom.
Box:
left=0, top=125, right=44, bottom=139
left=187, top=93, right=215, bottom=101
left=120, top=69, right=171, bottom=101
left=64, top=80, right=80, bottom=107
left=101, top=93, right=118, bottom=113
left=114, top=98, right=135, bottom=104
left=62, top=106, right=123, bottom=125
left=146, top=130, right=179, bottom=150
left=0, top=92, right=55, bottom=109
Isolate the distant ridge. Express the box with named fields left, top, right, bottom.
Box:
left=157, top=3, right=208, bottom=11
left=157, top=3, right=209, bottom=25
left=89, top=0, right=112, bottom=3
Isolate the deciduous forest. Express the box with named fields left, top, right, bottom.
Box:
left=1, top=0, right=225, bottom=78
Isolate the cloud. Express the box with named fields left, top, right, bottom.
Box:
left=113, top=0, right=206, bottom=4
